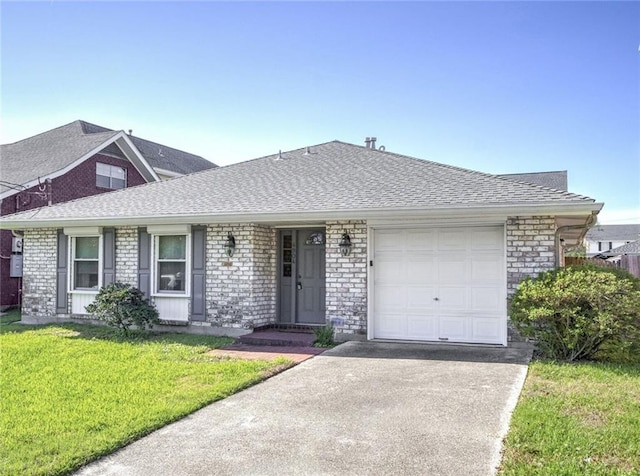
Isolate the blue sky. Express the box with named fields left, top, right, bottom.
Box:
left=1, top=1, right=638, bottom=224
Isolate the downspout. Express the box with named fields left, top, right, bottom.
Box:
left=554, top=212, right=598, bottom=267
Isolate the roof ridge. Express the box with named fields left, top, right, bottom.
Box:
left=330, top=141, right=591, bottom=201
left=0, top=120, right=85, bottom=146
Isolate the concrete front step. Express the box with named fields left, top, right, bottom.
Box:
left=238, top=330, right=316, bottom=347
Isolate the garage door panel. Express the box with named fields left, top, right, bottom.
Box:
left=407, top=315, right=438, bottom=339
left=375, top=286, right=407, bottom=311
left=375, top=313, right=407, bottom=338
left=438, top=258, right=468, bottom=283
left=439, top=316, right=467, bottom=340
left=471, top=228, right=503, bottom=250
left=407, top=286, right=437, bottom=309
left=406, top=230, right=436, bottom=250
left=406, top=256, right=436, bottom=283
left=471, top=318, right=502, bottom=343
left=438, top=286, right=468, bottom=310
left=438, top=230, right=467, bottom=250
left=471, top=256, right=502, bottom=281
left=471, top=287, right=502, bottom=311
left=375, top=230, right=405, bottom=251
left=375, top=257, right=404, bottom=283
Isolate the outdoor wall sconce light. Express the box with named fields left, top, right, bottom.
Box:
left=223, top=232, right=236, bottom=258
left=339, top=232, right=352, bottom=257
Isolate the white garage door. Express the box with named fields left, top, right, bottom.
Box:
left=373, top=226, right=506, bottom=345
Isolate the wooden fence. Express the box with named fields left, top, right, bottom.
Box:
left=565, top=256, right=640, bottom=277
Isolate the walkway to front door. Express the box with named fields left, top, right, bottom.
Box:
left=278, top=228, right=326, bottom=325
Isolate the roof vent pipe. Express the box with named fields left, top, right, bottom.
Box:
left=370, top=137, right=377, bottom=149
left=128, top=129, right=133, bottom=136
left=304, top=146, right=311, bottom=155
left=364, top=137, right=371, bottom=148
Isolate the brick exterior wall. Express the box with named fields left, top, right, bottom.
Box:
left=115, top=226, right=138, bottom=286
left=326, top=221, right=368, bottom=337
left=21, top=228, right=58, bottom=318
left=17, top=217, right=560, bottom=343
left=506, top=216, right=556, bottom=295
left=202, top=224, right=277, bottom=329
left=1, top=153, right=147, bottom=307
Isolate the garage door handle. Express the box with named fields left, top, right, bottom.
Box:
left=434, top=297, right=439, bottom=301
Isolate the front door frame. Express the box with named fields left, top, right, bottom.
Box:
left=277, top=227, right=327, bottom=325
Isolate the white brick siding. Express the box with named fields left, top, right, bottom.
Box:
left=22, top=228, right=58, bottom=318
left=326, top=220, right=367, bottom=337
left=506, top=216, right=556, bottom=295
left=115, top=226, right=138, bottom=286
left=204, top=224, right=277, bottom=329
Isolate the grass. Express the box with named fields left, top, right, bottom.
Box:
left=500, top=356, right=640, bottom=475
left=0, top=320, right=291, bottom=476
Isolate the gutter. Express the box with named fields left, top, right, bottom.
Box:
left=554, top=212, right=598, bottom=267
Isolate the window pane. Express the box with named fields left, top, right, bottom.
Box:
left=75, top=261, right=99, bottom=289
left=158, top=235, right=186, bottom=259
left=111, top=166, right=125, bottom=179
left=283, top=263, right=292, bottom=277
left=158, top=262, right=186, bottom=291
left=76, top=237, right=99, bottom=259
left=282, top=235, right=292, bottom=248
left=96, top=163, right=111, bottom=175
left=96, top=174, right=110, bottom=188
left=283, top=249, right=292, bottom=263
left=111, top=178, right=126, bottom=189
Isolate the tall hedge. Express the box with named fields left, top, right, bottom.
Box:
left=510, top=265, right=640, bottom=361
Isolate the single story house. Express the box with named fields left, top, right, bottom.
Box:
left=0, top=140, right=602, bottom=346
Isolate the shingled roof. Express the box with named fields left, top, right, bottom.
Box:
left=0, top=120, right=216, bottom=194
left=599, top=240, right=640, bottom=257
left=0, top=141, right=601, bottom=228
left=498, top=171, right=568, bottom=191
left=585, top=224, right=640, bottom=242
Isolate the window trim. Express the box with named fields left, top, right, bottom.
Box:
left=151, top=233, right=191, bottom=297
left=68, top=235, right=103, bottom=294
left=96, top=162, right=127, bottom=190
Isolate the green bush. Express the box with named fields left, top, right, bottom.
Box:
left=313, top=325, right=335, bottom=348
left=86, top=283, right=159, bottom=336
left=510, top=265, right=640, bottom=362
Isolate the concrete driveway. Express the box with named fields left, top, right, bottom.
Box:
left=76, top=341, right=532, bottom=476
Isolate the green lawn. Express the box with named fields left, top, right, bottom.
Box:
left=0, top=321, right=290, bottom=476
left=500, top=359, right=640, bottom=475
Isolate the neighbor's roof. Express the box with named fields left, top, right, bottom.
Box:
left=498, top=171, right=568, bottom=192
left=601, top=240, right=640, bottom=256
left=1, top=141, right=602, bottom=227
left=0, top=120, right=216, bottom=194
left=585, top=224, right=640, bottom=242
left=80, top=121, right=215, bottom=175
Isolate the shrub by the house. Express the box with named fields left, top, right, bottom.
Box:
left=510, top=265, right=640, bottom=361
left=86, top=283, right=159, bottom=335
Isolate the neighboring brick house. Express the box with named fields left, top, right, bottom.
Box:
left=1, top=140, right=602, bottom=346
left=0, top=120, right=216, bottom=308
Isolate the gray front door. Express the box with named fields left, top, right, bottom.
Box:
left=296, top=229, right=326, bottom=324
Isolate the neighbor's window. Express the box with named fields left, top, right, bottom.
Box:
left=72, top=236, right=100, bottom=290
left=155, top=235, right=187, bottom=293
left=96, top=162, right=126, bottom=189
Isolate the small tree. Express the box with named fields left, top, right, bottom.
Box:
left=86, top=283, right=159, bottom=336
left=510, top=265, right=640, bottom=361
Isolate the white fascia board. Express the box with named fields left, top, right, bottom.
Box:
left=111, top=133, right=160, bottom=182
left=153, top=167, right=183, bottom=179
left=0, top=201, right=604, bottom=230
